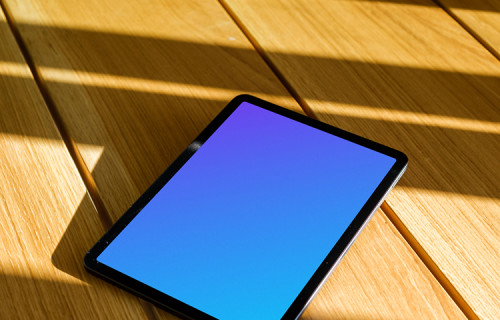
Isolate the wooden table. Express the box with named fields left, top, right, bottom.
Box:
left=0, top=0, right=498, bottom=319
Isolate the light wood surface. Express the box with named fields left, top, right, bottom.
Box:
left=220, top=0, right=500, bottom=318
left=0, top=0, right=478, bottom=318
left=437, top=0, right=500, bottom=59
left=303, top=211, right=466, bottom=319
left=0, top=11, right=165, bottom=319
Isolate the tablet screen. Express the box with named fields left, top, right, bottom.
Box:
left=94, top=100, right=400, bottom=319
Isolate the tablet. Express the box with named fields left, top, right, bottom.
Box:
left=85, top=94, right=408, bottom=320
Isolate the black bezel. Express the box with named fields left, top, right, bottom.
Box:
left=84, top=94, right=408, bottom=320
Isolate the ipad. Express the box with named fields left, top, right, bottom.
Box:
left=85, top=94, right=407, bottom=320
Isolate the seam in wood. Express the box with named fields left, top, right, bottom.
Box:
left=217, top=0, right=318, bottom=119
left=0, top=2, right=158, bottom=319
left=217, top=1, right=480, bottom=319
left=381, top=202, right=479, bottom=320
left=431, top=0, right=499, bottom=61
left=0, top=0, right=113, bottom=231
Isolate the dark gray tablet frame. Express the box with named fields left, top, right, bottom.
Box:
left=84, top=94, right=408, bottom=320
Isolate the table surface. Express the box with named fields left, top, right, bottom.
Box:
left=0, top=0, right=498, bottom=319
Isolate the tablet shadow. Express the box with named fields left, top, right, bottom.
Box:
left=51, top=193, right=111, bottom=282
left=50, top=193, right=179, bottom=320
left=50, top=194, right=395, bottom=320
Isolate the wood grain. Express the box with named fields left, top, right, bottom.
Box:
left=0, top=10, right=165, bottom=319
left=303, top=211, right=466, bottom=319
left=2, top=0, right=466, bottom=318
left=437, top=0, right=500, bottom=59
left=220, top=0, right=500, bottom=318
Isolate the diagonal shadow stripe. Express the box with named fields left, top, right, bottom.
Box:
left=0, top=22, right=498, bottom=122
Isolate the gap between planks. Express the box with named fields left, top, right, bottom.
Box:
left=216, top=0, right=482, bottom=319
left=0, top=1, right=159, bottom=319
left=0, top=0, right=112, bottom=231
left=431, top=0, right=499, bottom=61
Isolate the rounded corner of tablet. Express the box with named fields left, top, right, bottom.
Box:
left=230, top=93, right=261, bottom=106
left=83, top=250, right=97, bottom=271
left=233, top=93, right=254, bottom=100
left=395, top=150, right=409, bottom=171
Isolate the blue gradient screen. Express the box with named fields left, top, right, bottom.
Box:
left=97, top=102, right=396, bottom=319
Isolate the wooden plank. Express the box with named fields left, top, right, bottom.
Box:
left=303, top=211, right=466, bottom=319
left=2, top=0, right=466, bottom=318
left=0, top=10, right=166, bottom=319
left=437, top=0, right=500, bottom=59
left=220, top=0, right=500, bottom=318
